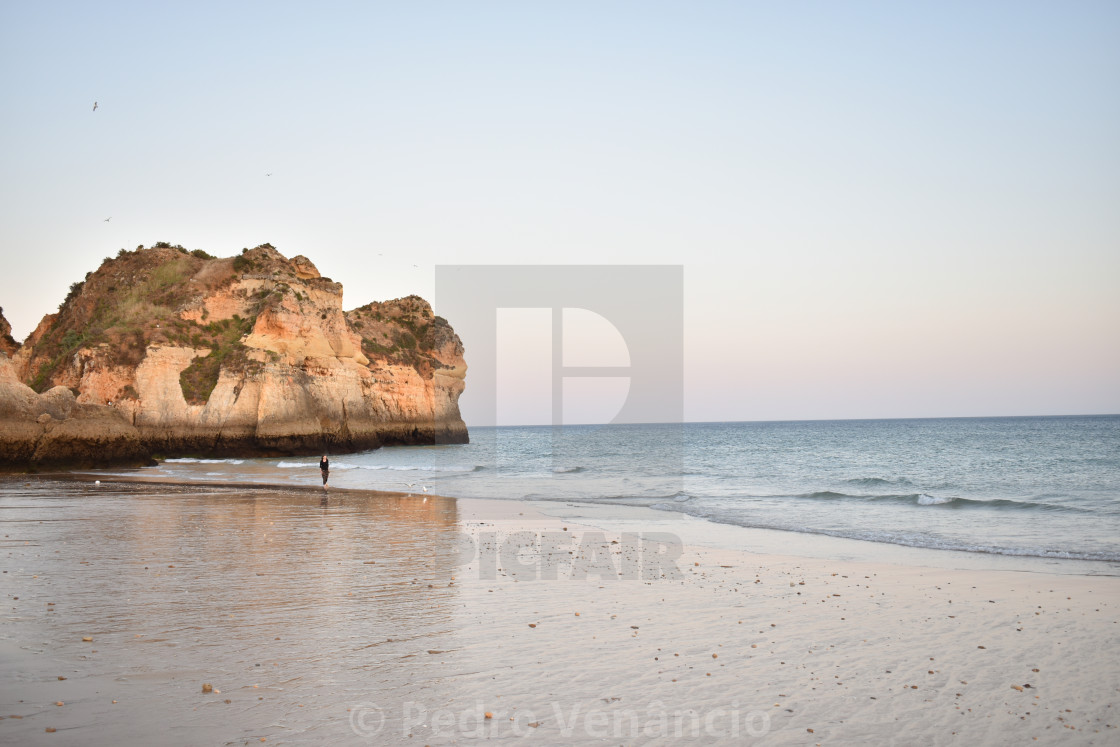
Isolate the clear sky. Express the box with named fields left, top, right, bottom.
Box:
left=1, top=1, right=1117, bottom=424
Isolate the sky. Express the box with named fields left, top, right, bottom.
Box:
left=1, top=1, right=1117, bottom=425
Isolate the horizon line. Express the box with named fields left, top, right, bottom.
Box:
left=468, top=412, right=1120, bottom=429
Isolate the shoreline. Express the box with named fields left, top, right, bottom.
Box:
left=26, top=471, right=1120, bottom=578
left=21, top=470, right=1120, bottom=578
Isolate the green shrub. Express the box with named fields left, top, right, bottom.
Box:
left=60, top=280, right=84, bottom=310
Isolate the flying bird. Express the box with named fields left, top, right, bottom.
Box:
left=265, top=173, right=272, bottom=177
left=104, top=217, right=111, bottom=222
left=92, top=101, right=98, bottom=112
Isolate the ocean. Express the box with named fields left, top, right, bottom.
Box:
left=123, top=415, right=1120, bottom=564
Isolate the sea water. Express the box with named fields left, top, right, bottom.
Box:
left=130, top=415, right=1120, bottom=563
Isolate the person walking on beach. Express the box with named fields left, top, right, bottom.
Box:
left=319, top=455, right=329, bottom=488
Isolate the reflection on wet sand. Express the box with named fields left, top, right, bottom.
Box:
left=1, top=478, right=462, bottom=744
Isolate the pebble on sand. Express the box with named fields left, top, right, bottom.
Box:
left=82, top=637, right=93, bottom=642
left=202, top=683, right=213, bottom=694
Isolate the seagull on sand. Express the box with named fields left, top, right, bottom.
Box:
left=92, top=101, right=98, bottom=112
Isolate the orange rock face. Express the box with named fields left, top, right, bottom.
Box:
left=1, top=244, right=467, bottom=468
left=0, top=307, right=18, bottom=357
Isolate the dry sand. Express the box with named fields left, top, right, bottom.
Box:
left=1, top=477, right=1117, bottom=745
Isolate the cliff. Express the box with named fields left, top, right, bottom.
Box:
left=0, top=308, right=18, bottom=357
left=1, top=244, right=467, bottom=469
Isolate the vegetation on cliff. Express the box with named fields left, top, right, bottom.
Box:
left=0, top=307, right=19, bottom=357
left=347, top=296, right=460, bottom=377
left=177, top=315, right=257, bottom=405
left=25, top=246, right=216, bottom=392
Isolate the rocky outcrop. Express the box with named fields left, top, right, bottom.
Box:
left=1, top=244, right=467, bottom=469
left=0, top=308, right=18, bottom=357
left=0, top=355, right=150, bottom=469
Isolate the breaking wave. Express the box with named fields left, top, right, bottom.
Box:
left=787, top=491, right=1086, bottom=512
left=643, top=501, right=1120, bottom=562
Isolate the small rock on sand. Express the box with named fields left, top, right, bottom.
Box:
left=202, top=683, right=213, bottom=694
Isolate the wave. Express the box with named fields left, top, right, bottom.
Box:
left=645, top=501, right=1120, bottom=562
left=359, top=464, right=486, bottom=473
left=916, top=493, right=954, bottom=505
left=520, top=490, right=691, bottom=505
left=163, top=458, right=245, bottom=465
left=552, top=466, right=587, bottom=474
left=789, top=491, right=1088, bottom=512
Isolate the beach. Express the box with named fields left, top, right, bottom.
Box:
left=2, top=476, right=1117, bottom=745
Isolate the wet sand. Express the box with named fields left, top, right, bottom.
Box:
left=2, top=476, right=1118, bottom=745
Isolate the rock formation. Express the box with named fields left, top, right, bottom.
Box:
left=1, top=244, right=467, bottom=469
left=0, top=354, right=149, bottom=468
left=0, top=308, right=18, bottom=357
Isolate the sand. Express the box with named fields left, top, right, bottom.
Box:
left=1, top=476, right=1117, bottom=744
